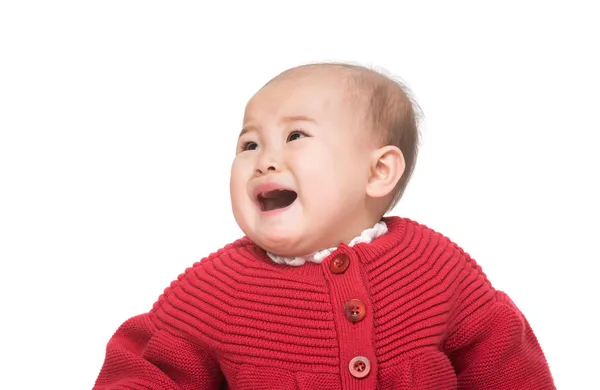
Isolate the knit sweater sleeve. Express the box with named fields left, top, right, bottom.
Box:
left=92, top=310, right=223, bottom=389
left=444, top=278, right=555, bottom=389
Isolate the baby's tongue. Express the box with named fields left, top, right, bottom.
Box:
left=263, top=198, right=280, bottom=211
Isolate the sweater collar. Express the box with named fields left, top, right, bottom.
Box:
left=266, top=221, right=388, bottom=266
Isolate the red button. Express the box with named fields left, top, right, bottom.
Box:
left=349, top=356, right=371, bottom=378
left=344, top=299, right=366, bottom=323
left=329, top=253, right=350, bottom=274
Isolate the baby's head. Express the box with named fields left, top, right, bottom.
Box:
left=230, top=63, right=421, bottom=257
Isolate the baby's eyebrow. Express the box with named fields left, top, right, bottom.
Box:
left=238, top=126, right=256, bottom=139
left=239, top=115, right=316, bottom=138
left=280, top=115, right=316, bottom=125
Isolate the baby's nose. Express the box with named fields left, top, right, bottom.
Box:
left=255, top=164, right=277, bottom=176
left=254, top=151, right=281, bottom=176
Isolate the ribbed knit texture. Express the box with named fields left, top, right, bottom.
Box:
left=93, top=216, right=555, bottom=389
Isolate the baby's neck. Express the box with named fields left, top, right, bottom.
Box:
left=267, top=220, right=388, bottom=266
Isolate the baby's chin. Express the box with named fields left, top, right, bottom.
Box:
left=250, top=232, right=319, bottom=258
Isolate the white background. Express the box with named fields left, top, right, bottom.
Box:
left=1, top=1, right=598, bottom=389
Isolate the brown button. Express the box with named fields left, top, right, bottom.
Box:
left=349, top=356, right=371, bottom=378
left=344, top=299, right=366, bottom=323
left=329, top=253, right=350, bottom=274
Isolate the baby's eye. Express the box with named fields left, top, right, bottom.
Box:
left=287, top=131, right=307, bottom=142
left=241, top=141, right=259, bottom=151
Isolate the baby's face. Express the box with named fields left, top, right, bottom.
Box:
left=230, top=72, right=377, bottom=257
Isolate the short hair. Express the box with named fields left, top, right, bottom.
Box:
left=267, top=62, right=422, bottom=211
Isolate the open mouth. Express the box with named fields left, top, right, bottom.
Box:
left=257, top=189, right=298, bottom=212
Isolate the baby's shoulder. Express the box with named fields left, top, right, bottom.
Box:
left=392, top=216, right=487, bottom=277
left=194, top=236, right=261, bottom=267
left=151, top=236, right=262, bottom=308
left=395, top=216, right=470, bottom=253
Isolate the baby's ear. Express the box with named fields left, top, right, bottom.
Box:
left=366, top=145, right=405, bottom=198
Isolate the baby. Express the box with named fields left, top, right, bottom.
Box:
left=93, top=63, right=555, bottom=389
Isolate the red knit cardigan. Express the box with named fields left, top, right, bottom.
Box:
left=93, top=217, right=555, bottom=389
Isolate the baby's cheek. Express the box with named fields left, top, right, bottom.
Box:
left=304, top=177, right=345, bottom=211
left=230, top=158, right=253, bottom=184
left=303, top=149, right=340, bottom=176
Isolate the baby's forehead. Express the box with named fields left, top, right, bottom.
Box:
left=244, top=68, right=369, bottom=119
